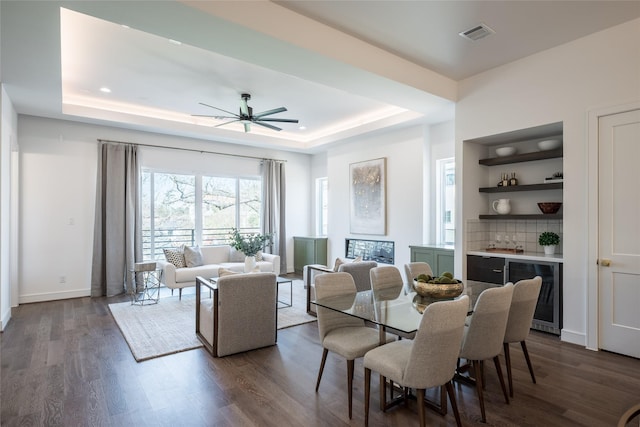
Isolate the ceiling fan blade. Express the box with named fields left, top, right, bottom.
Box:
left=214, top=119, right=241, bottom=128
left=199, top=102, right=239, bottom=118
left=253, top=121, right=282, bottom=131
left=253, top=107, right=287, bottom=119
left=191, top=114, right=237, bottom=119
left=259, top=118, right=299, bottom=123
left=243, top=122, right=251, bottom=132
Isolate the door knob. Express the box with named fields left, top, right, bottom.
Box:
left=599, top=259, right=611, bottom=267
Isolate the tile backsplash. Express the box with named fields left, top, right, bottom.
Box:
left=466, top=219, right=563, bottom=254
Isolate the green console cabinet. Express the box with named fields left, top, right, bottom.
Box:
left=294, top=237, right=328, bottom=274
left=409, top=244, right=454, bottom=277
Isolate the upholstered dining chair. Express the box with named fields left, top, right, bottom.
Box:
left=370, top=265, right=405, bottom=293
left=314, top=272, right=394, bottom=419
left=503, top=276, right=543, bottom=397
left=363, top=295, right=470, bottom=427
left=457, top=283, right=514, bottom=423
left=404, top=262, right=434, bottom=294
left=370, top=265, right=412, bottom=341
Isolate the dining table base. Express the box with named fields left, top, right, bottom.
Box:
left=381, top=379, right=448, bottom=416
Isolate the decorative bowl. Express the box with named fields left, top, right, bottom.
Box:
left=413, top=279, right=463, bottom=299
left=537, top=139, right=562, bottom=151
left=537, top=202, right=562, bottom=214
left=495, top=146, right=517, bottom=157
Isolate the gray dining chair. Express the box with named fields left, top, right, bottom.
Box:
left=503, top=276, right=543, bottom=397
left=363, top=295, right=470, bottom=427
left=370, top=265, right=405, bottom=293
left=457, top=283, right=514, bottom=422
left=404, top=262, right=434, bottom=293
left=314, top=272, right=393, bottom=419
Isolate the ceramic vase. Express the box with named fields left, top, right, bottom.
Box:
left=244, top=255, right=256, bottom=272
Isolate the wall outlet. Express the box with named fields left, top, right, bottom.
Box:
left=59, top=276, right=66, bottom=284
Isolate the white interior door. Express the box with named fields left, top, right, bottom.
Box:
left=598, top=109, right=640, bottom=358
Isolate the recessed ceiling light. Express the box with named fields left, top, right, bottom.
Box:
left=298, top=126, right=306, bottom=130
left=169, top=39, right=182, bottom=45
left=100, top=87, right=111, bottom=93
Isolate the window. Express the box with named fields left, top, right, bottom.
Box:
left=142, top=170, right=261, bottom=260
left=316, top=177, right=328, bottom=236
left=436, top=158, right=455, bottom=245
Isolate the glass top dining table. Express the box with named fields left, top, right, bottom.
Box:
left=312, top=286, right=467, bottom=339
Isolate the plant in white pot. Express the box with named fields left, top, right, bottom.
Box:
left=538, top=231, right=560, bottom=255
left=228, top=228, right=273, bottom=272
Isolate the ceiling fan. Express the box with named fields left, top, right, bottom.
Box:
left=193, top=93, right=299, bottom=132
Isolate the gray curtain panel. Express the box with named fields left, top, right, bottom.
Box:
left=262, top=159, right=287, bottom=274
left=91, top=142, right=141, bottom=297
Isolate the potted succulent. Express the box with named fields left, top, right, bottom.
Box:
left=538, top=231, right=560, bottom=255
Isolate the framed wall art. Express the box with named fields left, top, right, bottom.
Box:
left=349, top=157, right=386, bottom=235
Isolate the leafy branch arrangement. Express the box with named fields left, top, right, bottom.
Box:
left=228, top=228, right=273, bottom=257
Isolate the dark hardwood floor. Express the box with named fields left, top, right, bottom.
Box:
left=2, top=291, right=639, bottom=426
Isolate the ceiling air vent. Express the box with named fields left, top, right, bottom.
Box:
left=459, top=23, right=495, bottom=41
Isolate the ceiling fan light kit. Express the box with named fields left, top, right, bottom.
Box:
left=194, top=93, right=299, bottom=133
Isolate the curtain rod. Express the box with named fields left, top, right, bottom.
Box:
left=97, top=139, right=287, bottom=163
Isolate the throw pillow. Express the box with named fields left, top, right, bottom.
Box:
left=183, top=245, right=204, bottom=268
left=218, top=267, right=238, bottom=277
left=229, top=248, right=246, bottom=262
left=333, top=256, right=363, bottom=271
left=164, top=248, right=186, bottom=268
left=255, top=251, right=263, bottom=262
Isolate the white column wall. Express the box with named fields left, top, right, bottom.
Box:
left=456, top=18, right=640, bottom=346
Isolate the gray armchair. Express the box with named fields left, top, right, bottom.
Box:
left=196, top=273, right=277, bottom=357
left=304, top=260, right=377, bottom=315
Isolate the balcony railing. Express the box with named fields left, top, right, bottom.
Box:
left=142, top=227, right=259, bottom=260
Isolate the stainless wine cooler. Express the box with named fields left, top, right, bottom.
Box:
left=505, top=259, right=563, bottom=335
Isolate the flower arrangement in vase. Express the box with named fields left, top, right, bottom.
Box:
left=228, top=227, right=272, bottom=254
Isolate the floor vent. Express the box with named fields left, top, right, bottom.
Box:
left=459, top=23, right=495, bottom=41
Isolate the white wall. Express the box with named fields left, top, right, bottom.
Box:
left=325, top=125, right=426, bottom=269
left=17, top=115, right=311, bottom=303
left=1, top=84, right=18, bottom=329
left=456, top=18, right=640, bottom=346
left=427, top=121, right=455, bottom=242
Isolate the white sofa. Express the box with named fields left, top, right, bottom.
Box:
left=158, top=245, right=280, bottom=298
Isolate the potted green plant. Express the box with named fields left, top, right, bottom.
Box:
left=538, top=231, right=560, bottom=255
left=228, top=228, right=273, bottom=271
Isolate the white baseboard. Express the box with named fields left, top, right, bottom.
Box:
left=19, top=289, right=91, bottom=304
left=561, top=328, right=587, bottom=347
left=1, top=308, right=11, bottom=331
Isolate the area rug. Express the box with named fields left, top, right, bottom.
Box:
left=110, top=278, right=315, bottom=361
left=109, top=295, right=202, bottom=362
left=276, top=278, right=317, bottom=329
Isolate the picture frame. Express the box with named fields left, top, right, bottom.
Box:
left=349, top=157, right=386, bottom=235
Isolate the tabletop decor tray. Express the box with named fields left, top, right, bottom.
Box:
left=484, top=247, right=524, bottom=254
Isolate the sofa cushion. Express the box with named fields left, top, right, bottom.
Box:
left=229, top=248, right=245, bottom=262
left=201, top=245, right=232, bottom=264
left=184, top=245, right=204, bottom=268
left=175, top=265, right=220, bottom=283
left=164, top=248, right=186, bottom=268
left=219, top=261, right=272, bottom=273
